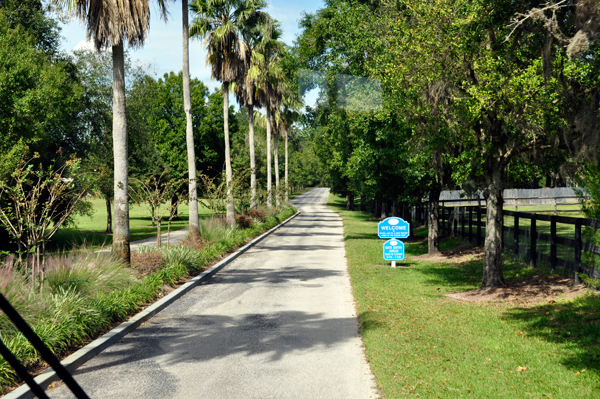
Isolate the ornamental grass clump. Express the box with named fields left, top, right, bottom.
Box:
left=0, top=262, right=41, bottom=335
left=44, top=248, right=134, bottom=297
left=199, top=216, right=237, bottom=243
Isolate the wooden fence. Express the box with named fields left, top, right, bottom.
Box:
left=414, top=200, right=600, bottom=280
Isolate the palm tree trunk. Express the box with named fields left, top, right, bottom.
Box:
left=248, top=105, right=257, bottom=208
left=223, top=82, right=235, bottom=225
left=284, top=128, right=289, bottom=202
left=182, top=0, right=201, bottom=240
left=112, top=42, right=130, bottom=264
left=266, top=106, right=272, bottom=208
left=274, top=132, right=280, bottom=207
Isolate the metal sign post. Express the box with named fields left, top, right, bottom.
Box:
left=379, top=217, right=410, bottom=267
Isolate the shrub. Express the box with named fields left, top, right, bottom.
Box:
left=181, top=235, right=206, bottom=250
left=44, top=248, right=135, bottom=297
left=131, top=249, right=165, bottom=275
left=236, top=214, right=253, bottom=229
left=248, top=209, right=266, bottom=222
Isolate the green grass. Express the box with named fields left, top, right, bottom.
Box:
left=51, top=198, right=213, bottom=250
left=329, top=194, right=600, bottom=398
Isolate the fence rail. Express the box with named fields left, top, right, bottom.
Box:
left=413, top=199, right=600, bottom=280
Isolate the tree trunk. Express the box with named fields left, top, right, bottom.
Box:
left=274, top=132, right=280, bottom=207
left=428, top=188, right=441, bottom=254
left=266, top=106, right=272, bottom=208
left=360, top=196, right=366, bottom=212
left=392, top=200, right=398, bottom=216
left=223, top=82, right=235, bottom=226
left=482, top=165, right=506, bottom=288
left=182, top=0, right=201, bottom=240
left=157, top=219, right=162, bottom=248
left=380, top=200, right=387, bottom=220
left=346, top=192, right=354, bottom=210
left=284, top=128, right=289, bottom=203
left=170, top=193, right=179, bottom=220
left=112, top=42, right=130, bottom=264
left=248, top=106, right=257, bottom=208
left=105, top=194, right=112, bottom=234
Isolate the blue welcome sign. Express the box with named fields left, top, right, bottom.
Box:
left=383, top=239, right=405, bottom=261
left=377, top=217, right=410, bottom=239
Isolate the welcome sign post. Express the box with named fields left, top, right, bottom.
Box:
left=378, top=217, right=410, bottom=268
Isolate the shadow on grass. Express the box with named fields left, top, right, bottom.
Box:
left=416, top=259, right=484, bottom=290
left=504, top=293, right=600, bottom=373
left=357, top=311, right=385, bottom=334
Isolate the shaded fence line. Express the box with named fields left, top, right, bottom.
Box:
left=413, top=199, right=600, bottom=280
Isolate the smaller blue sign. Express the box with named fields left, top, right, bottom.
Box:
left=378, top=217, right=410, bottom=239
left=383, top=239, right=405, bottom=261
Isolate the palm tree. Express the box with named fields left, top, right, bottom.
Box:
left=233, top=8, right=270, bottom=209
left=254, top=21, right=284, bottom=208
left=182, top=0, right=201, bottom=240
left=190, top=0, right=265, bottom=225
left=279, top=94, right=301, bottom=203
left=52, top=0, right=167, bottom=263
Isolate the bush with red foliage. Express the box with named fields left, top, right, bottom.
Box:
left=236, top=214, right=253, bottom=229
left=181, top=235, right=206, bottom=250
left=131, top=251, right=165, bottom=275
left=248, top=209, right=267, bottom=222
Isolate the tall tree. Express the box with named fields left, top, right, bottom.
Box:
left=181, top=0, right=201, bottom=239
left=52, top=0, right=167, bottom=263
left=254, top=20, right=283, bottom=207
left=190, top=0, right=265, bottom=224
left=234, top=6, right=269, bottom=209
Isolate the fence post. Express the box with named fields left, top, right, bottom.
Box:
left=575, top=219, right=582, bottom=283
left=453, top=207, right=458, bottom=237
left=530, top=214, right=537, bottom=267
left=461, top=206, right=465, bottom=238
left=469, top=206, right=473, bottom=243
left=477, top=202, right=482, bottom=246
left=550, top=215, right=557, bottom=271
left=514, top=213, right=519, bottom=260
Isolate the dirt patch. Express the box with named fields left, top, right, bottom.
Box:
left=445, top=277, right=590, bottom=306
left=409, top=243, right=484, bottom=264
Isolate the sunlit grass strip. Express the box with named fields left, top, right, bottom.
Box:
left=0, top=206, right=296, bottom=393
left=328, top=194, right=600, bottom=399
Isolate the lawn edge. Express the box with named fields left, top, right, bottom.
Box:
left=5, top=210, right=301, bottom=399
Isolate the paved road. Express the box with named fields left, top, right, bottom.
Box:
left=49, top=188, right=378, bottom=399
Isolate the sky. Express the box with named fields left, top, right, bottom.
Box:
left=53, top=0, right=325, bottom=99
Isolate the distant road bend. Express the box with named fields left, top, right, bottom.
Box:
left=49, top=187, right=378, bottom=398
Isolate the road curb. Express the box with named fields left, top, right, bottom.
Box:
left=5, top=210, right=301, bottom=399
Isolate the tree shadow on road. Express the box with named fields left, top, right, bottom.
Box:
left=208, top=266, right=343, bottom=285
left=73, top=310, right=361, bottom=376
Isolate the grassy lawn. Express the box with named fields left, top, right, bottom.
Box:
left=50, top=198, right=212, bottom=250
left=328, top=194, right=600, bottom=398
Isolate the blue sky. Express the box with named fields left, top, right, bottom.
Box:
left=54, top=0, right=325, bottom=95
